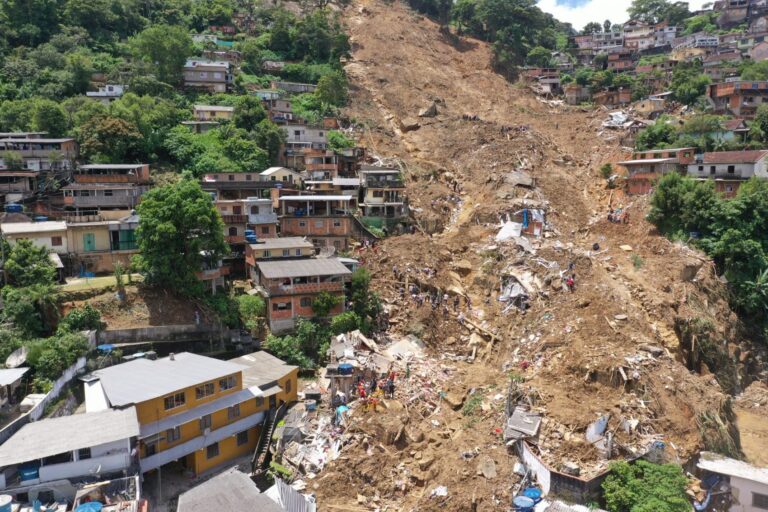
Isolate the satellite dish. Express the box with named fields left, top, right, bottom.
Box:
left=6, top=345, right=28, bottom=368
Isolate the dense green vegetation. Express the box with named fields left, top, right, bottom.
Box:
left=134, top=179, right=228, bottom=294
left=602, top=460, right=690, bottom=512
left=0, top=1, right=349, bottom=172
left=649, top=174, right=768, bottom=333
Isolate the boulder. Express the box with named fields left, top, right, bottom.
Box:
left=419, top=102, right=438, bottom=117
left=401, top=118, right=421, bottom=132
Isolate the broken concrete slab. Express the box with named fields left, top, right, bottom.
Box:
left=443, top=391, right=466, bottom=410
left=476, top=457, right=497, bottom=479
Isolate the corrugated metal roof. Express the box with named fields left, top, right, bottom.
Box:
left=230, top=351, right=297, bottom=389
left=698, top=451, right=768, bottom=486
left=617, top=158, right=675, bottom=165
left=80, top=164, right=146, bottom=170
left=249, top=237, right=313, bottom=251
left=702, top=150, right=768, bottom=164
left=193, top=105, right=234, bottom=112
left=0, top=138, right=75, bottom=143
left=0, top=407, right=138, bottom=466
left=0, top=367, right=28, bottom=386
left=177, top=470, right=283, bottom=512
left=1, top=221, right=67, bottom=234
left=91, top=352, right=247, bottom=407
left=257, top=258, right=351, bottom=279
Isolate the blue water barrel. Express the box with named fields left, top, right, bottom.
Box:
left=4, top=204, right=22, bottom=213
left=245, top=236, right=258, bottom=243
left=305, top=399, right=317, bottom=411
left=522, top=488, right=542, bottom=503
left=244, top=229, right=255, bottom=237
left=512, top=495, right=535, bottom=511
left=33, top=216, right=48, bottom=222
left=0, top=495, right=12, bottom=512
left=338, top=363, right=354, bottom=375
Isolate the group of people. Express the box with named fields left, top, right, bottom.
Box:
left=607, top=207, right=629, bottom=224
left=354, top=369, right=397, bottom=412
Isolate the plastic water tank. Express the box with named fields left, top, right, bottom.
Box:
left=338, top=363, right=354, bottom=375
left=0, top=495, right=13, bottom=512
left=522, top=488, right=542, bottom=503
left=33, top=216, right=48, bottom=222
left=4, top=204, right=22, bottom=213
left=512, top=495, right=534, bottom=512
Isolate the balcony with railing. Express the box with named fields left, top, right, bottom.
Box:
left=63, top=194, right=140, bottom=208
left=263, top=279, right=344, bottom=296
left=196, top=265, right=231, bottom=280
left=221, top=214, right=248, bottom=224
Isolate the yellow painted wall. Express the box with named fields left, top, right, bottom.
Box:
left=193, top=425, right=260, bottom=474
left=137, top=366, right=299, bottom=473
left=252, top=246, right=314, bottom=259
left=67, top=225, right=111, bottom=253
left=135, top=372, right=242, bottom=425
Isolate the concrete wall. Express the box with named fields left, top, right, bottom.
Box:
left=37, top=440, right=130, bottom=483
left=6, top=231, right=68, bottom=254
left=96, top=324, right=234, bottom=345
left=729, top=475, right=768, bottom=512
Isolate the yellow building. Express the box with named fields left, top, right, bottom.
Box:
left=85, top=351, right=297, bottom=476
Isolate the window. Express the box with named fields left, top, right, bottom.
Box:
left=219, top=376, right=236, bottom=390
left=262, top=227, right=270, bottom=235
left=78, top=448, right=91, bottom=460
left=294, top=130, right=301, bottom=137
left=206, top=442, right=219, bottom=459
left=145, top=442, right=157, bottom=456
left=104, top=189, right=113, bottom=196
left=228, top=404, right=240, bottom=419
left=272, top=302, right=291, bottom=311
left=51, top=236, right=62, bottom=246
left=255, top=396, right=264, bottom=408
left=299, top=221, right=306, bottom=227
left=333, top=220, right=342, bottom=227
left=373, top=190, right=384, bottom=198
left=228, top=175, right=234, bottom=181
left=282, top=249, right=290, bottom=257
left=213, top=174, right=219, bottom=180
left=228, top=227, right=238, bottom=236
left=754, top=492, right=768, bottom=510
left=164, top=392, right=185, bottom=410
left=195, top=383, right=215, bottom=400
left=295, top=249, right=302, bottom=256
left=727, top=165, right=736, bottom=173
left=319, top=132, right=324, bottom=137
left=334, top=240, right=341, bottom=249
left=710, top=166, right=716, bottom=174
left=315, top=220, right=324, bottom=228
left=246, top=174, right=252, bottom=181
left=300, top=297, right=312, bottom=307
left=200, top=414, right=212, bottom=431
left=285, top=379, right=292, bottom=392
left=166, top=426, right=181, bottom=443
left=236, top=430, right=249, bottom=446
left=263, top=250, right=271, bottom=257
left=698, top=166, right=704, bottom=172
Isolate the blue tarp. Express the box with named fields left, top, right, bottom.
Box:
left=75, top=503, right=103, bottom=512
left=97, top=344, right=115, bottom=352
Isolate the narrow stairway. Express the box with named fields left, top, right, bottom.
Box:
left=252, top=402, right=287, bottom=475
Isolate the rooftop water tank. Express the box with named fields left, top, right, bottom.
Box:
left=0, top=495, right=12, bottom=512
left=4, top=204, right=22, bottom=213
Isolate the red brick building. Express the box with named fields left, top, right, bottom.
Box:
left=254, top=257, right=351, bottom=332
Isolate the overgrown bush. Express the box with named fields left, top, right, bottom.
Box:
left=58, top=305, right=104, bottom=333
left=602, top=460, right=689, bottom=512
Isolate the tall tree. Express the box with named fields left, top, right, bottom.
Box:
left=582, top=22, right=602, bottom=35
left=4, top=239, right=57, bottom=287
left=603, top=19, right=612, bottom=33
left=128, top=24, right=193, bottom=85
left=134, top=179, right=227, bottom=293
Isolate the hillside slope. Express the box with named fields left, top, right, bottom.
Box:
left=314, top=1, right=753, bottom=509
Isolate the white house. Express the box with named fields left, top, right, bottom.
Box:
left=0, top=407, right=139, bottom=502
left=687, top=150, right=768, bottom=197
left=698, top=451, right=768, bottom=512
left=0, top=221, right=69, bottom=254
left=260, top=167, right=302, bottom=185
left=86, top=85, right=127, bottom=104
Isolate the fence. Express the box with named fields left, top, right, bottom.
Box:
left=0, top=356, right=88, bottom=445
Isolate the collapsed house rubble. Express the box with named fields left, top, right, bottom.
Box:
left=502, top=376, right=678, bottom=503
